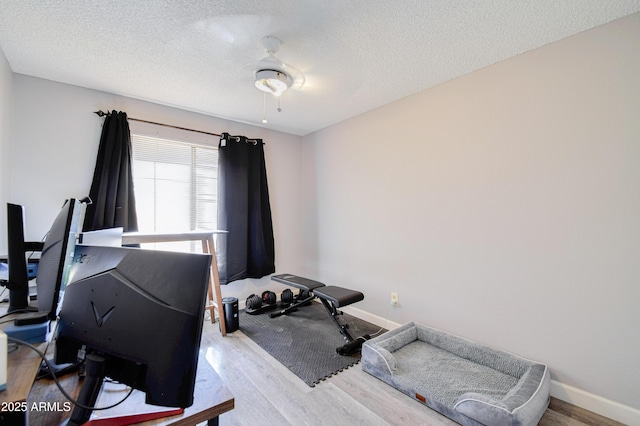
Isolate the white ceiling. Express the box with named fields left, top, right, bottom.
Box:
left=1, top=1, right=639, bottom=136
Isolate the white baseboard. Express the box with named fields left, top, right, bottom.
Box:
left=341, top=305, right=402, bottom=331
left=237, top=297, right=638, bottom=425
left=551, top=381, right=640, bottom=426
left=342, top=306, right=639, bottom=426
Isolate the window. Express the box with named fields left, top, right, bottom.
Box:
left=130, top=133, right=218, bottom=252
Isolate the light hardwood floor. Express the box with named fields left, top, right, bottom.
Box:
left=26, top=313, right=625, bottom=425
left=200, top=317, right=625, bottom=426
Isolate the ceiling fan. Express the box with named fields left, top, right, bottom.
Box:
left=253, top=36, right=305, bottom=98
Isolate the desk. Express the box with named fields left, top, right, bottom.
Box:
left=26, top=348, right=234, bottom=425
left=122, top=231, right=228, bottom=335
left=87, top=355, right=234, bottom=425
left=0, top=337, right=46, bottom=424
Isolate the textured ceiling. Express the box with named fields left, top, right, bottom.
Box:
left=1, top=1, right=639, bottom=136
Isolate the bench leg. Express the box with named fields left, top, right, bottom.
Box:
left=318, top=298, right=372, bottom=355
left=318, top=298, right=355, bottom=342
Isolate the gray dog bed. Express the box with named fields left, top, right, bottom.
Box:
left=361, top=322, right=550, bottom=426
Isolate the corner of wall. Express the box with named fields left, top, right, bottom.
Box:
left=0, top=46, right=14, bottom=253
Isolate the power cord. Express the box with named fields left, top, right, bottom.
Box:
left=7, top=336, right=135, bottom=412
left=0, top=309, right=38, bottom=320
left=368, top=327, right=386, bottom=338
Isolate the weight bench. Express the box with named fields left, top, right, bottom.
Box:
left=271, top=274, right=370, bottom=355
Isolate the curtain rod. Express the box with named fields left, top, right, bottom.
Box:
left=94, top=110, right=223, bottom=137
left=94, top=110, right=262, bottom=144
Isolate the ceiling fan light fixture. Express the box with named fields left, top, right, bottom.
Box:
left=255, top=69, right=291, bottom=97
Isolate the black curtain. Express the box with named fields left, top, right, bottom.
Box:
left=217, top=133, right=275, bottom=284
left=83, top=110, right=138, bottom=232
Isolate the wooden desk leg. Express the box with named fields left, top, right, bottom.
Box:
left=202, top=237, right=226, bottom=336
left=201, top=239, right=215, bottom=324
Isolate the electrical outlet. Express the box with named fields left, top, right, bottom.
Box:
left=390, top=292, right=399, bottom=307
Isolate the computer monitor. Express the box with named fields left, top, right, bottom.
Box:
left=4, top=203, right=41, bottom=313
left=4, top=200, right=84, bottom=319
left=54, top=244, right=212, bottom=425
left=35, top=198, right=85, bottom=320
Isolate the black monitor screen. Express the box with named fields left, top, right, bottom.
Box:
left=54, top=244, right=211, bottom=422
left=36, top=199, right=84, bottom=320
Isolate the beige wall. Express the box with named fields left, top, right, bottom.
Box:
left=302, top=13, right=640, bottom=423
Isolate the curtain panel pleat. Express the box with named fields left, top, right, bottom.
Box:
left=84, top=110, right=138, bottom=232
left=217, top=133, right=275, bottom=284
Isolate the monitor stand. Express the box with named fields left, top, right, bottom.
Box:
left=65, top=353, right=105, bottom=426
left=37, top=360, right=79, bottom=381
left=63, top=354, right=183, bottom=426
left=7, top=287, right=38, bottom=314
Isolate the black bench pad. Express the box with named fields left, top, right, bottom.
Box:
left=313, top=286, right=364, bottom=308
left=271, top=274, right=326, bottom=291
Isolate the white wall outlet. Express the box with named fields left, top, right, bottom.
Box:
left=390, top=292, right=399, bottom=307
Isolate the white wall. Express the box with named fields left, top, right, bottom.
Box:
left=0, top=47, right=13, bottom=254
left=9, top=75, right=304, bottom=302
left=302, top=13, right=640, bottom=424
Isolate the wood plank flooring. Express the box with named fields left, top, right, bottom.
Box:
left=200, top=318, right=625, bottom=426
left=26, top=314, right=625, bottom=425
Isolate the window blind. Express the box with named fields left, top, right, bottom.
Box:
left=131, top=133, right=218, bottom=252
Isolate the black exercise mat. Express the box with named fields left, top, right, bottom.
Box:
left=239, top=302, right=384, bottom=387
